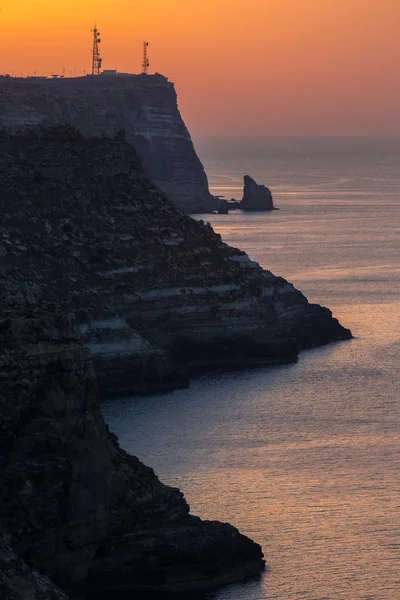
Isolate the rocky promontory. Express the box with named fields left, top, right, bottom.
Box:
left=0, top=126, right=353, bottom=598
left=0, top=127, right=351, bottom=397
left=0, top=300, right=264, bottom=598
left=0, top=73, right=220, bottom=214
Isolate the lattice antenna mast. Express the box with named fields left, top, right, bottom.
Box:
left=91, top=25, right=103, bottom=75
left=142, top=41, right=149, bottom=75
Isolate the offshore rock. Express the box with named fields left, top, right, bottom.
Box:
left=0, top=127, right=352, bottom=397
left=0, top=73, right=217, bottom=214
left=0, top=303, right=265, bottom=597
left=241, top=175, right=275, bottom=211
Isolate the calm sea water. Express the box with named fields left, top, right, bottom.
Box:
left=103, top=137, right=400, bottom=600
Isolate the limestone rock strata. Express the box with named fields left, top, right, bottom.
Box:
left=0, top=73, right=218, bottom=214
left=76, top=318, right=188, bottom=397
left=0, top=127, right=352, bottom=397
left=0, top=303, right=264, bottom=597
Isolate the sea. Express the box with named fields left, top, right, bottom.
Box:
left=102, top=137, right=400, bottom=600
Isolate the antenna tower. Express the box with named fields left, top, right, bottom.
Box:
left=142, top=41, right=149, bottom=75
left=91, top=25, right=103, bottom=75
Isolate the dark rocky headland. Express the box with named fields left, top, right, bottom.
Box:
left=0, top=73, right=224, bottom=214
left=0, top=127, right=351, bottom=397
left=0, top=301, right=264, bottom=598
left=0, top=126, right=351, bottom=598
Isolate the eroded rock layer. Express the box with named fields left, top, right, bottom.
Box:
left=0, top=301, right=264, bottom=597
left=0, top=127, right=351, bottom=397
left=0, top=73, right=216, bottom=213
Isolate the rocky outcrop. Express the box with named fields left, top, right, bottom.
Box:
left=0, top=301, right=264, bottom=598
left=240, top=175, right=275, bottom=211
left=0, top=127, right=351, bottom=397
left=0, top=73, right=218, bottom=214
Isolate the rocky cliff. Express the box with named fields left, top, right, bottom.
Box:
left=0, top=74, right=217, bottom=213
left=0, top=299, right=264, bottom=598
left=0, top=127, right=351, bottom=397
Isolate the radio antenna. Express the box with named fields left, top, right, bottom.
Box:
left=142, top=41, right=149, bottom=74
left=91, top=24, right=103, bottom=75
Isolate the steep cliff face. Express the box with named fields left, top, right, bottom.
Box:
left=0, top=127, right=351, bottom=397
left=0, top=74, right=216, bottom=213
left=0, top=300, right=264, bottom=597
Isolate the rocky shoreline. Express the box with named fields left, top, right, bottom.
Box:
left=0, top=126, right=352, bottom=598
left=0, top=127, right=351, bottom=399
left=0, top=303, right=264, bottom=598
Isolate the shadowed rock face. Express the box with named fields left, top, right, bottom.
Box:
left=241, top=175, right=275, bottom=211
left=0, top=302, right=265, bottom=598
left=0, top=535, right=68, bottom=600
left=0, top=127, right=351, bottom=397
left=0, top=74, right=217, bottom=214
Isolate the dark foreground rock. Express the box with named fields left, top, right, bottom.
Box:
left=0, top=303, right=265, bottom=598
left=0, top=535, right=67, bottom=600
left=240, top=175, right=275, bottom=211
left=0, top=127, right=351, bottom=397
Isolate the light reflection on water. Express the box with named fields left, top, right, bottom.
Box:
left=103, top=139, right=400, bottom=600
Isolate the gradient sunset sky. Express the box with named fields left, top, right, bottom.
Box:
left=1, top=0, right=399, bottom=137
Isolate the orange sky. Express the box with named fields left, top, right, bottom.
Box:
left=1, top=0, right=400, bottom=136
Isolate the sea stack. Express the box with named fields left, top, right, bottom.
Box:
left=240, top=175, right=275, bottom=211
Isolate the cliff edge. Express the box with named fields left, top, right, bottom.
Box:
left=0, top=127, right=351, bottom=397
left=0, top=73, right=217, bottom=214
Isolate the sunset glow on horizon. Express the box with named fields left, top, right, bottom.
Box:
left=1, top=0, right=400, bottom=137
